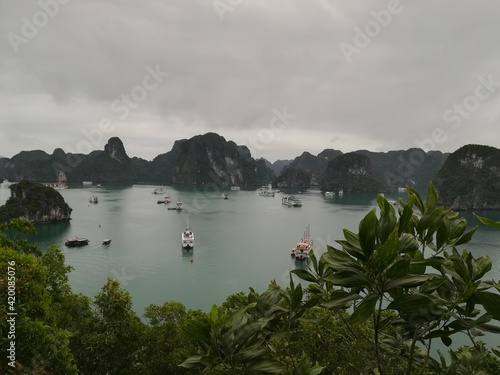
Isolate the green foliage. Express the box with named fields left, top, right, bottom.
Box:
left=0, top=234, right=77, bottom=374
left=277, top=166, right=311, bottom=189
left=138, top=301, right=201, bottom=374
left=292, top=182, right=500, bottom=374
left=433, top=144, right=500, bottom=209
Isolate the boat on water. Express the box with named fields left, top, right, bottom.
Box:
left=89, top=196, right=98, bottom=203
left=230, top=186, right=240, bottom=191
left=259, top=190, right=275, bottom=197
left=168, top=200, right=183, bottom=211
left=102, top=239, right=112, bottom=246
left=153, top=187, right=167, bottom=195
left=182, top=226, right=194, bottom=249
left=290, top=225, right=313, bottom=260
left=324, top=191, right=335, bottom=198
left=82, top=181, right=92, bottom=186
left=43, top=182, right=68, bottom=190
left=221, top=193, right=228, bottom=199
left=157, top=196, right=172, bottom=204
left=282, top=196, right=302, bottom=207
left=65, top=237, right=89, bottom=247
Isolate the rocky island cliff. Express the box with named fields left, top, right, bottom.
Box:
left=320, top=152, right=387, bottom=193
left=433, top=144, right=500, bottom=210
left=0, top=180, right=72, bottom=224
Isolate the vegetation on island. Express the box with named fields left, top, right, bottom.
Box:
left=320, top=152, right=387, bottom=193
left=0, top=179, right=72, bottom=224
left=433, top=144, right=500, bottom=210
left=1, top=183, right=500, bottom=374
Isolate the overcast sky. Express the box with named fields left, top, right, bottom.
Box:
left=1, top=1, right=500, bottom=162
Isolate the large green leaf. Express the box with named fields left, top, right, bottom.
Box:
left=349, top=293, right=379, bottom=324
left=475, top=214, right=500, bottom=229
left=323, top=247, right=363, bottom=273
left=343, top=228, right=360, bottom=248
left=398, top=195, right=416, bottom=233
left=454, top=226, right=478, bottom=246
left=449, top=217, right=467, bottom=240
left=425, top=182, right=438, bottom=211
left=472, top=255, right=492, bottom=281
left=235, top=345, right=269, bottom=362
left=324, top=273, right=370, bottom=289
left=387, top=258, right=410, bottom=278
left=385, top=275, right=430, bottom=290
left=322, top=291, right=362, bottom=309
left=246, top=359, right=285, bottom=374
left=291, top=268, right=318, bottom=283
left=377, top=195, right=397, bottom=243
left=387, top=293, right=435, bottom=312
left=475, top=291, right=500, bottom=320
left=358, top=209, right=377, bottom=258
left=419, top=276, right=447, bottom=294
left=336, top=240, right=366, bottom=261
left=371, top=228, right=399, bottom=275
left=180, top=355, right=210, bottom=369
left=183, top=319, right=211, bottom=342
left=436, top=220, right=449, bottom=251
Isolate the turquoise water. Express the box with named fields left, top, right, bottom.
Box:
left=1, top=182, right=499, bottom=319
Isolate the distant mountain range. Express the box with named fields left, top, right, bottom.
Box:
left=1, top=133, right=499, bottom=209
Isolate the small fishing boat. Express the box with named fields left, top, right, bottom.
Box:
left=102, top=239, right=112, bottom=246
left=89, top=196, right=98, bottom=203
left=168, top=200, right=183, bottom=211
left=221, top=193, right=228, bottom=199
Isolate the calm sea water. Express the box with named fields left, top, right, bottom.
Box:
left=1, top=182, right=499, bottom=320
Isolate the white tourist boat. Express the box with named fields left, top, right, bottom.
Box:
left=324, top=191, right=335, bottom=198
left=182, top=225, right=194, bottom=249
left=282, top=196, right=302, bottom=207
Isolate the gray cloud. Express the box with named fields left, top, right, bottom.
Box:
left=1, top=0, right=500, bottom=162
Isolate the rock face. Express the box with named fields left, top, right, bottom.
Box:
left=277, top=150, right=341, bottom=188
left=151, top=133, right=263, bottom=187
left=320, top=152, right=386, bottom=193
left=433, top=144, right=500, bottom=210
left=0, top=180, right=72, bottom=224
